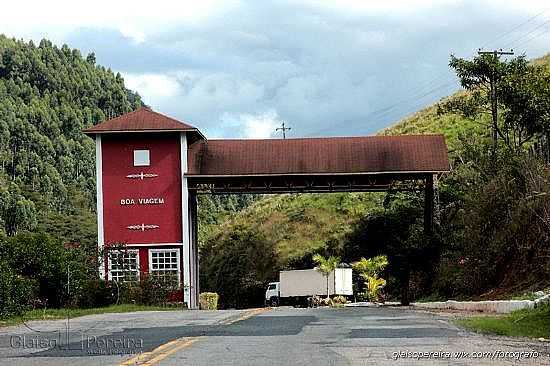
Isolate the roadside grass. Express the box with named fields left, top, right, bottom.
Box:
left=0, top=303, right=182, bottom=327
left=455, top=304, right=550, bottom=339
left=510, top=293, right=539, bottom=301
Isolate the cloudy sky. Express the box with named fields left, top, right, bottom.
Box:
left=1, top=1, right=549, bottom=138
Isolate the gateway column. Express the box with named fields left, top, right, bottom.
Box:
left=180, top=132, right=199, bottom=309
left=188, top=191, right=199, bottom=308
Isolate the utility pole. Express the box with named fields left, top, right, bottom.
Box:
left=66, top=264, right=71, bottom=349
left=276, top=122, right=291, bottom=139
left=477, top=49, right=514, bottom=152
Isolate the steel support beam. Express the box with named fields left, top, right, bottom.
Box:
left=188, top=191, right=199, bottom=309
left=424, top=174, right=434, bottom=236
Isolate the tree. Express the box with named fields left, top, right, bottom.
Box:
left=0, top=232, right=88, bottom=308
left=200, top=224, right=278, bottom=309
left=0, top=183, right=37, bottom=236
left=344, top=195, right=440, bottom=305
left=312, top=254, right=340, bottom=299
left=86, top=52, right=96, bottom=65
left=434, top=137, right=550, bottom=297
left=441, top=54, right=550, bottom=151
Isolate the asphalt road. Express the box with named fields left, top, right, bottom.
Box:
left=1, top=306, right=549, bottom=365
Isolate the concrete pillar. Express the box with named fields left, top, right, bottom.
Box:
left=180, top=132, right=199, bottom=309
left=180, top=132, right=192, bottom=308
left=95, top=135, right=105, bottom=280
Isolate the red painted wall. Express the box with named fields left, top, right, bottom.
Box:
left=139, top=248, right=149, bottom=274
left=102, top=133, right=182, bottom=245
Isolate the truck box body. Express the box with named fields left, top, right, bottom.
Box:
left=279, top=268, right=352, bottom=297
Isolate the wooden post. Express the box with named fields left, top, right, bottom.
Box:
left=424, top=174, right=434, bottom=236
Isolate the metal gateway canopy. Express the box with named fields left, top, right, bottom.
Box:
left=185, top=134, right=449, bottom=235
left=186, top=135, right=448, bottom=194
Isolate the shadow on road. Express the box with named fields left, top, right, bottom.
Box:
left=18, top=315, right=317, bottom=358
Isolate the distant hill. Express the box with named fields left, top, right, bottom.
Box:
left=201, top=192, right=383, bottom=268
left=377, top=94, right=485, bottom=152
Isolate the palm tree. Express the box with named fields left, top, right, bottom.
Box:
left=352, top=255, right=388, bottom=302
left=312, top=254, right=341, bottom=299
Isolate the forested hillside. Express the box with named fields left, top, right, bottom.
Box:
left=0, top=35, right=142, bottom=248
left=0, top=36, right=150, bottom=314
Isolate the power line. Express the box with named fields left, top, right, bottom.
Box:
left=503, top=17, right=550, bottom=49
left=310, top=81, right=457, bottom=137
left=361, top=81, right=456, bottom=124
left=479, top=8, right=550, bottom=50
left=517, top=26, right=550, bottom=48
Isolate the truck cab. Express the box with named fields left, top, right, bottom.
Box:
left=265, top=282, right=280, bottom=306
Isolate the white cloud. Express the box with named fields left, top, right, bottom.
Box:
left=119, top=24, right=146, bottom=44
left=0, top=0, right=241, bottom=42
left=220, top=110, right=282, bottom=139
left=242, top=111, right=281, bottom=139
left=299, top=0, right=462, bottom=15
left=300, top=0, right=548, bottom=16
left=123, top=73, right=181, bottom=98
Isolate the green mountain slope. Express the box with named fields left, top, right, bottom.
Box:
left=202, top=193, right=383, bottom=267
left=378, top=96, right=486, bottom=152
left=0, top=35, right=142, bottom=246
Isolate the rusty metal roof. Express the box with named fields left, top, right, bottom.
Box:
left=83, top=107, right=205, bottom=142
left=187, top=135, right=449, bottom=176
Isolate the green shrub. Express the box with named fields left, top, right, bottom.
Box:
left=0, top=260, right=37, bottom=318
left=0, top=232, right=89, bottom=308
left=119, top=274, right=181, bottom=306
left=199, top=292, right=219, bottom=310
left=76, top=279, right=116, bottom=308
left=353, top=256, right=388, bottom=302
left=200, top=225, right=277, bottom=309
left=332, top=295, right=348, bottom=307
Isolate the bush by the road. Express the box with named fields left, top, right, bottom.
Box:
left=199, top=292, right=219, bottom=310
left=119, top=273, right=181, bottom=306
left=0, top=232, right=91, bottom=314
left=77, top=279, right=117, bottom=308
left=0, top=260, right=37, bottom=317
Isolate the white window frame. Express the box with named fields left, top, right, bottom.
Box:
left=149, top=249, right=181, bottom=286
left=108, top=249, right=140, bottom=283
left=133, top=149, right=150, bottom=166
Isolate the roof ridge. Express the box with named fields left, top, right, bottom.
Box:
left=82, top=108, right=203, bottom=138
left=207, top=134, right=445, bottom=142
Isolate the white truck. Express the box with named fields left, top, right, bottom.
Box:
left=265, top=268, right=353, bottom=307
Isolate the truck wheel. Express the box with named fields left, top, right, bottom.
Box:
left=270, top=297, right=279, bottom=307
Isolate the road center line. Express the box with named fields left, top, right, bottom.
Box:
left=119, top=308, right=270, bottom=366
left=141, top=337, right=202, bottom=366
left=220, top=307, right=271, bottom=325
